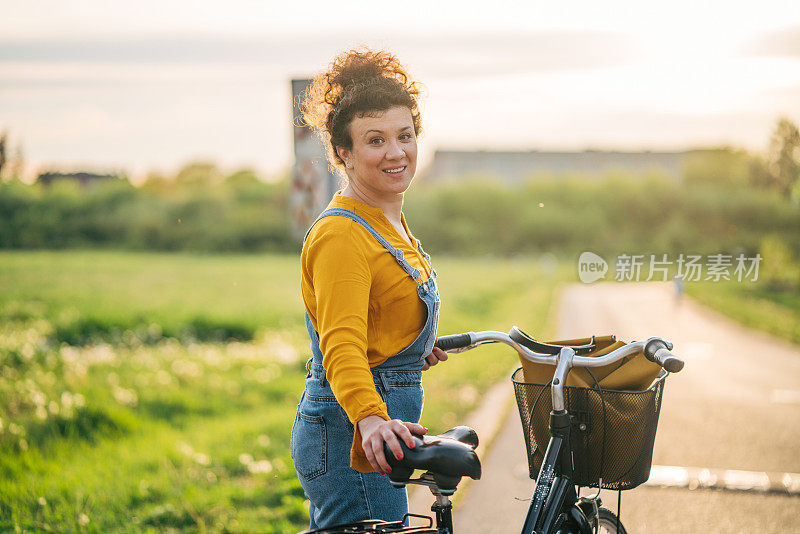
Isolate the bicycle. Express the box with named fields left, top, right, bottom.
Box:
left=299, top=327, right=684, bottom=534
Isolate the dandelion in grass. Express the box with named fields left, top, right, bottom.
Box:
left=248, top=460, right=273, bottom=474
left=113, top=387, right=138, bottom=407
left=30, top=389, right=46, bottom=407
left=254, top=364, right=281, bottom=384
left=202, top=347, right=223, bottom=366
left=156, top=370, right=172, bottom=386
left=21, top=343, right=35, bottom=360
left=172, top=358, right=201, bottom=379
left=86, top=344, right=116, bottom=366
left=256, top=434, right=270, bottom=447
left=266, top=335, right=299, bottom=364
left=177, top=441, right=194, bottom=456
left=193, top=453, right=210, bottom=466
left=227, top=341, right=261, bottom=362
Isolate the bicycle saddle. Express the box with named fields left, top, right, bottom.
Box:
left=384, top=426, right=481, bottom=493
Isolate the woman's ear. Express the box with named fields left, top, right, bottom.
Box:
left=336, top=147, right=353, bottom=169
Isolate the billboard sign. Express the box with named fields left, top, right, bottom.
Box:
left=290, top=78, right=339, bottom=241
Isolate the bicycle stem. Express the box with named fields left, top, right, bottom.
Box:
left=551, top=347, right=575, bottom=412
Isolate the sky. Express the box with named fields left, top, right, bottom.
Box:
left=1, top=0, right=799, bottom=181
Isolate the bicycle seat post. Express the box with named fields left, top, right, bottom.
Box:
left=430, top=488, right=454, bottom=534
left=551, top=346, right=575, bottom=412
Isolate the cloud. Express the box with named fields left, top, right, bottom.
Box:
left=0, top=30, right=638, bottom=76
left=743, top=25, right=800, bottom=59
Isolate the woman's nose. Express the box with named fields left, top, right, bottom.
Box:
left=385, top=140, right=405, bottom=160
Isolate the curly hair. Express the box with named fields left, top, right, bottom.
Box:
left=300, top=48, right=422, bottom=171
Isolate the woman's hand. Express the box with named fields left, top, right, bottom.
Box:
left=421, top=346, right=448, bottom=371
left=357, top=415, right=428, bottom=475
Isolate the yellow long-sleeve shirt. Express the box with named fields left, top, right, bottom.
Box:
left=301, top=191, right=432, bottom=472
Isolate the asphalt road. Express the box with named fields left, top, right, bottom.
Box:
left=449, top=282, right=800, bottom=533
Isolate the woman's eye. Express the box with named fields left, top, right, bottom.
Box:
left=369, top=137, right=384, bottom=145
left=400, top=133, right=412, bottom=141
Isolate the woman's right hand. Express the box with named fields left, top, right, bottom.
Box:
left=357, top=415, right=428, bottom=475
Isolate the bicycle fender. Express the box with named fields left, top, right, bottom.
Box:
left=565, top=505, right=593, bottom=534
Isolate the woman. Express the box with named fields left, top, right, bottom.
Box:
left=291, top=48, right=449, bottom=529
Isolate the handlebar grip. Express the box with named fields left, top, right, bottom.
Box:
left=435, top=333, right=473, bottom=351
left=654, top=348, right=684, bottom=373
left=644, top=338, right=684, bottom=373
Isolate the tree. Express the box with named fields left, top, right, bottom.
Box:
left=9, top=143, right=25, bottom=181
left=0, top=130, right=6, bottom=179
left=683, top=147, right=750, bottom=186
left=225, top=168, right=261, bottom=187
left=767, top=117, right=800, bottom=198
left=174, top=161, right=223, bottom=186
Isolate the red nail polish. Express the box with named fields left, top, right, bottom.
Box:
left=387, top=467, right=392, bottom=474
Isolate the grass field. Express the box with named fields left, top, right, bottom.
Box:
left=686, top=279, right=800, bottom=344
left=0, top=251, right=569, bottom=533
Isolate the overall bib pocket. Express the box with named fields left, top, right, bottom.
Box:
left=291, top=411, right=327, bottom=480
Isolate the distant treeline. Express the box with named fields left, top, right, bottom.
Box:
left=0, top=154, right=798, bottom=259
left=405, top=174, right=800, bottom=259
left=0, top=167, right=294, bottom=252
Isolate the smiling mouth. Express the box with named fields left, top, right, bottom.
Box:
left=383, top=166, right=406, bottom=174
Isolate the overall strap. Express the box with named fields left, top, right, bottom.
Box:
left=417, top=242, right=437, bottom=280
left=305, top=207, right=423, bottom=281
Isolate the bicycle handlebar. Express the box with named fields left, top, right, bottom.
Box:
left=644, top=337, right=684, bottom=373
left=435, top=330, right=685, bottom=373
left=435, top=333, right=474, bottom=351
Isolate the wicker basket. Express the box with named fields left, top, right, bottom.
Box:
left=512, top=367, right=667, bottom=491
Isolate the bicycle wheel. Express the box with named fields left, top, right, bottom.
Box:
left=587, top=508, right=627, bottom=534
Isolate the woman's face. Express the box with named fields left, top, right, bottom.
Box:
left=337, top=106, right=418, bottom=198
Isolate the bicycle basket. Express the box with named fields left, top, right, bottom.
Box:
left=512, top=367, right=667, bottom=491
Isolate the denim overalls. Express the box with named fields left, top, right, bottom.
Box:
left=291, top=207, right=440, bottom=529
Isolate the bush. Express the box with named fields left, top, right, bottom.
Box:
left=1, top=170, right=798, bottom=259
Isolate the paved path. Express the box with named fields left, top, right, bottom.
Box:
left=450, top=282, right=800, bottom=533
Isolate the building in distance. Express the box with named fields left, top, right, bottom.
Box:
left=36, top=171, right=124, bottom=188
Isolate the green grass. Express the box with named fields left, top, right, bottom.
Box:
left=0, top=251, right=569, bottom=533
left=686, top=279, right=800, bottom=344
left=0, top=250, right=304, bottom=344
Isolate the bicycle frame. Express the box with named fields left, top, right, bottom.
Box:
left=518, top=346, right=592, bottom=534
